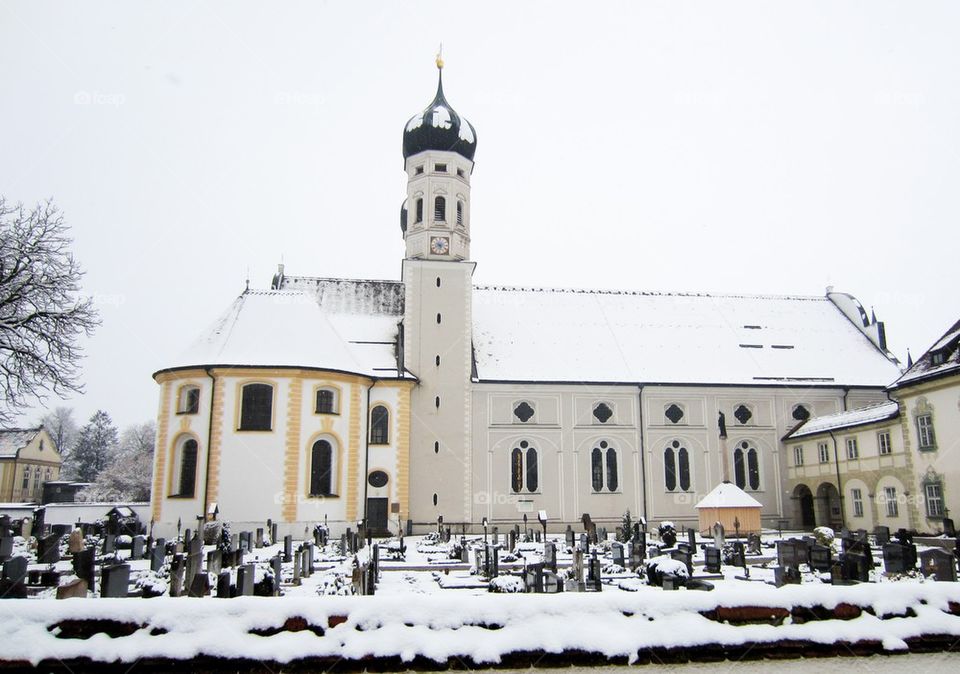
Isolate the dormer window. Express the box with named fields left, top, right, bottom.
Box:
left=435, top=163, right=447, bottom=173
left=931, top=351, right=946, bottom=366
left=434, top=196, right=446, bottom=221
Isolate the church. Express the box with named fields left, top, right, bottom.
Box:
left=149, top=59, right=904, bottom=538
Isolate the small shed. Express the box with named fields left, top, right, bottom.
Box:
left=695, top=482, right=762, bottom=535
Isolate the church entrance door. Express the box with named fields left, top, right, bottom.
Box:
left=367, top=497, right=389, bottom=533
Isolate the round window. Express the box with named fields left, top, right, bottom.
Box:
left=368, top=470, right=389, bottom=488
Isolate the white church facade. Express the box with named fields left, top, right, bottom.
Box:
left=150, top=61, right=906, bottom=538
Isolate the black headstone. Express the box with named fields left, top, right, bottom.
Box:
left=216, top=570, right=232, bottom=598
left=810, top=544, right=833, bottom=572
left=37, top=534, right=61, bottom=564
left=704, top=547, right=721, bottom=574
left=920, top=548, right=957, bottom=582
left=72, top=547, right=96, bottom=593
left=101, top=564, right=131, bottom=598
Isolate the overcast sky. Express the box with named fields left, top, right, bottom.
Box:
left=2, top=1, right=958, bottom=429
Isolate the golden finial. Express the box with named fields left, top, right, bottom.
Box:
left=436, top=43, right=444, bottom=70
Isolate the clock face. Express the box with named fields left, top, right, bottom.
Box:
left=430, top=236, right=450, bottom=255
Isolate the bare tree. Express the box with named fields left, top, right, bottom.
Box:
left=78, top=420, right=155, bottom=502
left=39, top=406, right=78, bottom=454
left=0, top=198, right=99, bottom=425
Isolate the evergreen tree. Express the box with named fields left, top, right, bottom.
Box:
left=71, top=410, right=118, bottom=483
left=78, top=420, right=154, bottom=502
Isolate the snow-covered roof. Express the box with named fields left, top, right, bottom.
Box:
left=160, top=283, right=408, bottom=379
left=0, top=428, right=41, bottom=458
left=695, top=482, right=762, bottom=509
left=472, top=287, right=902, bottom=386
left=785, top=400, right=900, bottom=439
left=890, top=318, right=960, bottom=389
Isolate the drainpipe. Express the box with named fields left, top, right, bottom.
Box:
left=202, top=368, right=217, bottom=526
left=637, top=385, right=648, bottom=522
left=827, top=429, right=845, bottom=530
left=842, top=387, right=850, bottom=411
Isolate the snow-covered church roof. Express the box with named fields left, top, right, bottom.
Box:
left=471, top=287, right=902, bottom=387
left=785, top=400, right=900, bottom=440
left=890, top=317, right=960, bottom=389
left=157, top=281, right=408, bottom=379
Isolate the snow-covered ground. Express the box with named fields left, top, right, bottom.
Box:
left=2, top=529, right=960, bottom=667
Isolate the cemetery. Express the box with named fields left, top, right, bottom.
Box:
left=2, top=510, right=960, bottom=669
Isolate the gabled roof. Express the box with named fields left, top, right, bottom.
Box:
left=472, top=287, right=902, bottom=386
left=784, top=400, right=900, bottom=440
left=0, top=428, right=41, bottom=458
left=157, top=281, right=410, bottom=379
left=695, top=482, right=762, bottom=509
left=890, top=318, right=960, bottom=389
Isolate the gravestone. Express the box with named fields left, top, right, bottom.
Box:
left=131, top=536, right=146, bottom=561
left=920, top=548, right=957, bottom=582
left=0, top=537, right=11, bottom=562
left=271, top=523, right=278, bottom=545
left=37, top=534, right=61, bottom=564
left=662, top=574, right=682, bottom=591
left=729, top=542, right=746, bottom=569
left=587, top=555, right=602, bottom=591
left=303, top=543, right=314, bottom=578
left=942, top=518, right=957, bottom=538
left=810, top=544, right=833, bottom=572
left=581, top=513, right=598, bottom=544
left=237, top=563, right=255, bottom=596
left=777, top=540, right=800, bottom=569
left=1, top=556, right=28, bottom=598
left=543, top=541, right=557, bottom=572
left=543, top=570, right=563, bottom=593
left=509, top=529, right=516, bottom=552
left=73, top=547, right=95, bottom=593
left=572, top=548, right=584, bottom=587
left=874, top=525, right=891, bottom=546
left=101, top=564, right=131, bottom=598
left=186, top=536, right=202, bottom=585
left=151, top=540, right=166, bottom=573
left=838, top=552, right=870, bottom=583
left=628, top=541, right=645, bottom=570
left=189, top=571, right=210, bottom=597
left=207, top=549, right=222, bottom=576
left=56, top=578, right=88, bottom=599
left=283, top=535, right=293, bottom=563
left=565, top=525, right=575, bottom=548
left=491, top=527, right=499, bottom=545
left=255, top=528, right=264, bottom=548
left=883, top=543, right=910, bottom=574
left=102, top=534, right=116, bottom=555
left=216, top=571, right=232, bottom=598
left=230, top=533, right=239, bottom=552
left=523, top=563, right=545, bottom=593
left=67, top=529, right=84, bottom=554
left=293, top=549, right=302, bottom=586
left=484, top=544, right=499, bottom=578
left=895, top=528, right=913, bottom=546
left=611, top=542, right=625, bottom=568
left=774, top=565, right=802, bottom=587
left=687, top=528, right=697, bottom=550
left=671, top=548, right=693, bottom=577
left=169, top=554, right=186, bottom=597
left=271, top=556, right=282, bottom=596
left=747, top=533, right=762, bottom=555
left=704, top=547, right=721, bottom=574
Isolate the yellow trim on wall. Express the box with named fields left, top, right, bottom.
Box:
left=346, top=384, right=361, bottom=522
left=151, top=381, right=172, bottom=522
left=233, top=378, right=279, bottom=432
left=204, top=376, right=226, bottom=510
left=282, top=379, right=304, bottom=522
left=167, top=432, right=202, bottom=498
left=310, top=382, right=344, bottom=415
left=302, top=430, right=345, bottom=500
left=396, top=385, right=411, bottom=520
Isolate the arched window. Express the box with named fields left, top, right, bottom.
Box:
left=434, top=196, right=446, bottom=221
left=33, top=466, right=41, bottom=497
left=606, top=445, right=618, bottom=491
left=456, top=200, right=463, bottom=226
left=526, top=446, right=538, bottom=492
left=734, top=445, right=746, bottom=489
left=664, top=440, right=690, bottom=492
left=177, top=385, right=200, bottom=414
left=239, top=383, right=273, bottom=431
left=369, top=405, right=390, bottom=445
left=315, top=388, right=337, bottom=414
left=173, top=438, right=198, bottom=497
left=415, top=198, right=423, bottom=223
left=677, top=446, right=690, bottom=491
left=510, top=440, right=538, bottom=493
left=664, top=447, right=676, bottom=491
left=591, top=447, right=603, bottom=491
left=747, top=446, right=760, bottom=490
left=310, top=439, right=334, bottom=496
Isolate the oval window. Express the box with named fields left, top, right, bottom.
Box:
left=368, top=470, right=389, bottom=488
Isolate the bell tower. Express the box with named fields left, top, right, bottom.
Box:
left=400, top=55, right=477, bottom=528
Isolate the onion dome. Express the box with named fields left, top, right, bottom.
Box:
left=403, top=57, right=477, bottom=162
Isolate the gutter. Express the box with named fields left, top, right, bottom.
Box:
left=637, top=385, right=647, bottom=522
left=362, top=378, right=379, bottom=534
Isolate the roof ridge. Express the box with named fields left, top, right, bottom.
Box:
left=283, top=275, right=402, bottom=285
left=807, top=400, right=898, bottom=420
left=473, top=284, right=825, bottom=301
left=0, top=427, right=41, bottom=433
